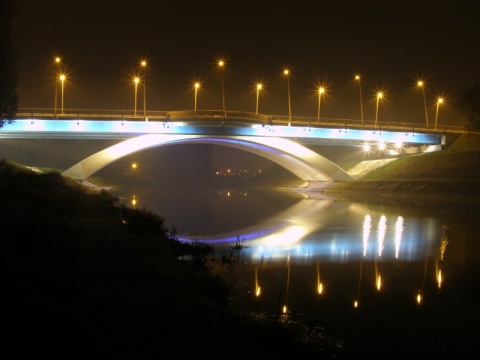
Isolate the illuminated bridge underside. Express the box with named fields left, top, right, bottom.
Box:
left=62, top=134, right=353, bottom=181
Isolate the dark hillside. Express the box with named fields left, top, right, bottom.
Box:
left=0, top=160, right=335, bottom=359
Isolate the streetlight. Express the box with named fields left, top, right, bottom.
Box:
left=133, top=76, right=140, bottom=116
left=53, top=56, right=62, bottom=117
left=283, top=69, right=292, bottom=126
left=255, top=83, right=262, bottom=114
left=140, top=60, right=147, bottom=119
left=317, top=86, right=325, bottom=122
left=435, top=97, right=444, bottom=131
left=59, top=74, right=66, bottom=115
left=355, top=74, right=364, bottom=126
left=194, top=82, right=200, bottom=111
left=375, top=92, right=383, bottom=127
left=218, top=60, right=226, bottom=115
left=417, top=80, right=429, bottom=130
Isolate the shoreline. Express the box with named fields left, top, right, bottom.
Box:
left=280, top=179, right=480, bottom=206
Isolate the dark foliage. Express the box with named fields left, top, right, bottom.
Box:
left=0, top=0, right=19, bottom=126
left=454, top=85, right=480, bottom=132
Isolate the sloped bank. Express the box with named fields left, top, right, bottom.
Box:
left=286, top=133, right=480, bottom=206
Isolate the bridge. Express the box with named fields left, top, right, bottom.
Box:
left=1, top=109, right=447, bottom=182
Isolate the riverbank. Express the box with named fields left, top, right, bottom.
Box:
left=0, top=160, right=335, bottom=359
left=282, top=133, right=480, bottom=205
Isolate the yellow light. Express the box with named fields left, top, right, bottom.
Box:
left=355, top=75, right=360, bottom=81
left=195, top=82, right=200, bottom=89
left=437, top=97, right=444, bottom=104
left=54, top=56, right=61, bottom=64
left=256, top=286, right=261, bottom=297
left=354, top=300, right=358, bottom=308
left=132, top=195, right=137, bottom=207
left=282, top=305, right=287, bottom=314
left=437, top=270, right=442, bottom=289
left=317, top=283, right=323, bottom=294
left=376, top=274, right=382, bottom=290
left=59, top=74, right=66, bottom=82
left=417, top=80, right=424, bottom=87
left=318, top=86, right=325, bottom=94
left=218, top=60, right=224, bottom=67
left=131, top=162, right=137, bottom=170
left=140, top=60, right=147, bottom=67
left=377, top=92, right=383, bottom=99
left=133, top=77, right=140, bottom=84
left=416, top=293, right=422, bottom=305
left=283, top=69, right=289, bottom=76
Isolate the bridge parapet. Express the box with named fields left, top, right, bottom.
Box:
left=13, top=108, right=466, bottom=134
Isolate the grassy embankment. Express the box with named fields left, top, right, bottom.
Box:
left=302, top=133, right=480, bottom=203
left=0, top=159, right=340, bottom=359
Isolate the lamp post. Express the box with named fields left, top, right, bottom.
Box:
left=59, top=74, right=66, bottom=115
left=256, top=83, right=262, bottom=114
left=375, top=92, right=383, bottom=127
left=140, top=60, right=147, bottom=119
left=435, top=97, right=444, bottom=131
left=218, top=60, right=226, bottom=115
left=53, top=56, right=61, bottom=118
left=317, top=86, right=325, bottom=122
left=133, top=76, right=140, bottom=117
left=417, top=81, right=429, bottom=130
left=283, top=69, right=292, bottom=126
left=194, top=82, right=200, bottom=111
left=355, top=75, right=364, bottom=126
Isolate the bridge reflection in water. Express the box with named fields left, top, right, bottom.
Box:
left=178, top=196, right=449, bottom=314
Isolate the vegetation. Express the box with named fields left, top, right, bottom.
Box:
left=0, top=159, right=338, bottom=359
left=315, top=133, right=480, bottom=203
left=0, top=0, right=18, bottom=126
left=454, top=85, right=480, bottom=132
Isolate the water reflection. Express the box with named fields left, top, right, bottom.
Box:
left=175, top=192, right=453, bottom=312
left=179, top=196, right=441, bottom=264
left=152, top=187, right=477, bottom=357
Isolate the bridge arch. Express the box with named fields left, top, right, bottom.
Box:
left=62, top=134, right=353, bottom=182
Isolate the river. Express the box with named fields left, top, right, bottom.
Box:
left=120, top=183, right=479, bottom=358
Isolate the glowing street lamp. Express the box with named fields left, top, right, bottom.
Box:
left=194, top=82, right=200, bottom=111
left=140, top=60, right=148, bottom=119
left=59, top=74, right=66, bottom=115
left=375, top=92, right=383, bottom=127
left=53, top=56, right=62, bottom=117
left=133, top=76, right=140, bottom=116
left=317, top=86, right=325, bottom=122
left=283, top=69, right=292, bottom=126
left=355, top=75, right=364, bottom=125
left=218, top=60, right=226, bottom=115
left=417, top=81, right=429, bottom=130
left=255, top=83, right=262, bottom=114
left=435, top=97, right=444, bottom=131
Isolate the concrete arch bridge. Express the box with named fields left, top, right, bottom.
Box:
left=2, top=110, right=446, bottom=182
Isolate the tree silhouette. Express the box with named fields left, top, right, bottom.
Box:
left=0, top=0, right=18, bottom=127
left=454, top=85, right=480, bottom=132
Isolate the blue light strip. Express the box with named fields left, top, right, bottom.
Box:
left=1, top=119, right=443, bottom=145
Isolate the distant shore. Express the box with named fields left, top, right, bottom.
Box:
left=279, top=179, right=480, bottom=206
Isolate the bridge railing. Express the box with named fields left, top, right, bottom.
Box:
left=15, top=108, right=467, bottom=134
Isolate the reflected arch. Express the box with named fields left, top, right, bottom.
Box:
left=62, top=134, right=352, bottom=182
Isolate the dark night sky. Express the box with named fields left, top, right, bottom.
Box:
left=13, top=0, right=480, bottom=125
left=8, top=0, right=480, bottom=179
